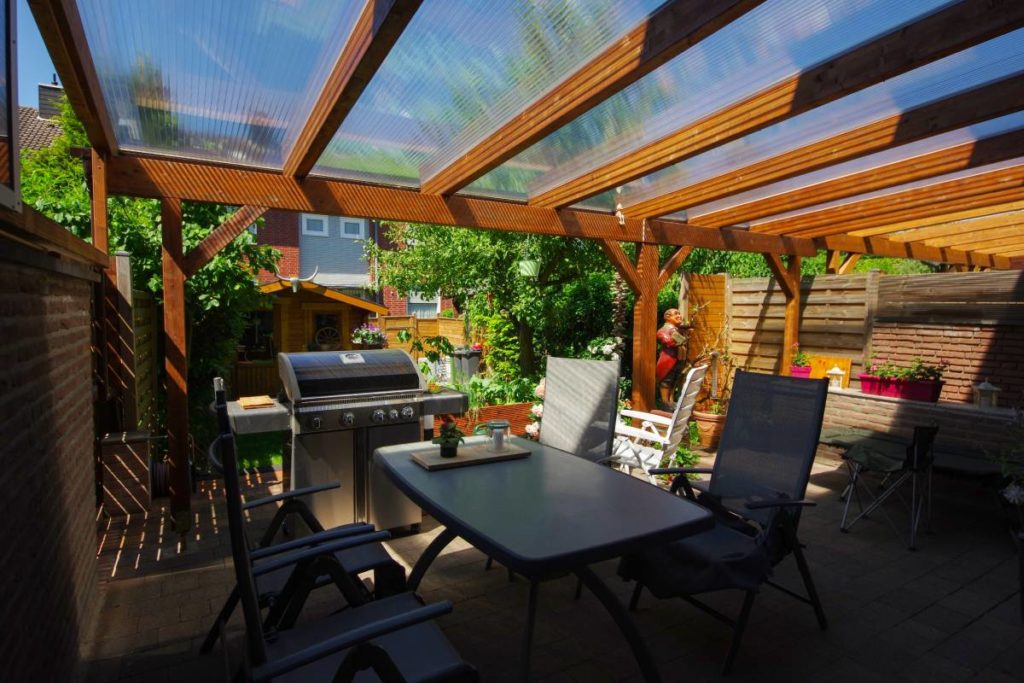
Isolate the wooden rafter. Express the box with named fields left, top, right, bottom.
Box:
left=420, top=0, right=766, bottom=196
left=917, top=224, right=1024, bottom=249
left=645, top=222, right=816, bottom=256
left=954, top=234, right=1024, bottom=252
left=528, top=0, right=1024, bottom=209
left=696, top=128, right=1024, bottom=228
left=625, top=73, right=1024, bottom=219
left=881, top=211, right=1024, bottom=243
left=29, top=0, right=117, bottom=152
left=283, top=0, right=421, bottom=178
left=755, top=163, right=1024, bottom=237
left=850, top=200, right=1024, bottom=237
left=182, top=206, right=268, bottom=277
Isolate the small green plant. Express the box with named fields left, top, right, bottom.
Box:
left=791, top=343, right=811, bottom=367
left=438, top=308, right=456, bottom=318
left=432, top=417, right=465, bottom=446
left=397, top=330, right=454, bottom=364
left=867, top=356, right=948, bottom=381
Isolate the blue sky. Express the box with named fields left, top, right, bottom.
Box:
left=17, top=0, right=57, bottom=108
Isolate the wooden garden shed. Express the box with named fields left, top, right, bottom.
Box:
left=260, top=280, right=387, bottom=353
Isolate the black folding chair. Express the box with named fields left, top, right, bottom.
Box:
left=211, top=378, right=477, bottom=682
left=618, top=371, right=829, bottom=674
left=202, top=378, right=405, bottom=653
left=839, top=425, right=939, bottom=550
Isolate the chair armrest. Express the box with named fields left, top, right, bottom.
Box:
left=251, top=601, right=454, bottom=683
left=249, top=523, right=375, bottom=561
left=620, top=409, right=673, bottom=427
left=615, top=423, right=669, bottom=444
left=743, top=498, right=816, bottom=510
left=242, top=482, right=341, bottom=510
left=252, top=531, right=391, bottom=577
left=649, top=467, right=713, bottom=475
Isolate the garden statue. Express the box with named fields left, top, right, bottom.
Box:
left=656, top=308, right=688, bottom=407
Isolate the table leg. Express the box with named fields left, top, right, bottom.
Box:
left=408, top=527, right=457, bottom=592
left=520, top=580, right=540, bottom=682
left=574, top=566, right=661, bottom=683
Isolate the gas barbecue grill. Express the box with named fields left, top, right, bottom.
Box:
left=278, top=349, right=467, bottom=530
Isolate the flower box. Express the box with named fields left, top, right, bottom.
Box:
left=790, top=366, right=812, bottom=378
left=858, top=374, right=943, bottom=402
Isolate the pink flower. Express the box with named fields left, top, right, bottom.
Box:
left=535, top=379, right=546, bottom=399
left=530, top=403, right=544, bottom=418
left=524, top=422, right=540, bottom=439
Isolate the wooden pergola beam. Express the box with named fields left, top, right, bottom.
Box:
left=182, top=205, right=268, bottom=277
left=658, top=246, right=693, bottom=289
left=625, top=73, right=1024, bottom=219
left=529, top=0, right=1024, bottom=209
left=283, top=0, right=421, bottom=178
left=958, top=235, right=1024, bottom=252
left=104, top=155, right=820, bottom=254
left=632, top=244, right=662, bottom=411
left=599, top=241, right=642, bottom=293
left=850, top=200, right=1024, bottom=237
left=763, top=253, right=801, bottom=372
left=815, top=235, right=1010, bottom=269
left=29, top=0, right=117, bottom=153
left=917, top=224, right=1024, bottom=249
left=756, top=163, right=1024, bottom=237
left=697, top=128, right=1024, bottom=228
left=420, top=0, right=766, bottom=196
left=825, top=250, right=860, bottom=275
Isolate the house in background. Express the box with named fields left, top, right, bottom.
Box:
left=19, top=81, right=63, bottom=152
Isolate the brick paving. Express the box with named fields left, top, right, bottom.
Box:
left=85, top=455, right=1023, bottom=682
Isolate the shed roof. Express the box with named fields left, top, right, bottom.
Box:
left=259, top=280, right=388, bottom=315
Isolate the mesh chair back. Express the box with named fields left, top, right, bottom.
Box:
left=708, top=371, right=828, bottom=527
left=663, top=365, right=709, bottom=455
left=540, top=357, right=620, bottom=462
left=212, top=379, right=269, bottom=668
left=906, top=425, right=939, bottom=471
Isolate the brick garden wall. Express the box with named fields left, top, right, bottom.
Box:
left=256, top=210, right=299, bottom=283
left=0, top=259, right=99, bottom=680
left=870, top=322, right=1024, bottom=406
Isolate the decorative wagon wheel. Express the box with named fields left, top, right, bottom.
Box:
left=315, top=326, right=341, bottom=347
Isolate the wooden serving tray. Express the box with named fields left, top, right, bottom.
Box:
left=410, top=442, right=532, bottom=471
left=238, top=395, right=275, bottom=409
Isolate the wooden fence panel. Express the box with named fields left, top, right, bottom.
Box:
left=878, top=271, right=1024, bottom=324
left=378, top=315, right=466, bottom=359
left=132, top=291, right=158, bottom=431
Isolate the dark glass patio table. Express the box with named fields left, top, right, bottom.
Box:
left=374, top=436, right=713, bottom=682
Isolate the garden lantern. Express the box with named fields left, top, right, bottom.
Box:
left=973, top=379, right=1001, bottom=408
left=826, top=365, right=845, bottom=388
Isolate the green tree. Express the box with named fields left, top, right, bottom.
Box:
left=21, top=98, right=279, bottom=449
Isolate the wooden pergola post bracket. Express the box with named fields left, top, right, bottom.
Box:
left=763, top=253, right=801, bottom=373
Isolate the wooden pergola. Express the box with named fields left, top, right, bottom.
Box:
left=29, top=0, right=1024, bottom=520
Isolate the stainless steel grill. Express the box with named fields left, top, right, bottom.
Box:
left=278, top=349, right=467, bottom=530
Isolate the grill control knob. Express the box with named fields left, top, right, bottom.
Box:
left=310, top=416, right=322, bottom=430
left=340, top=412, right=355, bottom=427
left=400, top=406, right=415, bottom=420
left=371, top=409, right=386, bottom=424
left=388, top=408, right=400, bottom=421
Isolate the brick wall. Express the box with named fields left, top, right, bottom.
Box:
left=436, top=402, right=534, bottom=437
left=870, top=322, right=1024, bottom=407
left=821, top=388, right=1017, bottom=468
left=0, top=259, right=99, bottom=680
left=383, top=286, right=407, bottom=315
left=257, top=210, right=299, bottom=283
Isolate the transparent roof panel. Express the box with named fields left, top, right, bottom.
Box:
left=312, top=0, right=665, bottom=187
left=607, top=30, right=1024, bottom=216
left=77, top=0, right=366, bottom=168
left=689, top=110, right=1024, bottom=221
left=468, top=0, right=955, bottom=203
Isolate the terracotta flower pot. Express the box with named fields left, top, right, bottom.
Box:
left=790, top=366, right=812, bottom=378
left=693, top=410, right=726, bottom=450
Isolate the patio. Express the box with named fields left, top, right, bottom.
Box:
left=87, top=453, right=1022, bottom=683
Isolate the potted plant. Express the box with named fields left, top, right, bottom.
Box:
left=351, top=322, right=386, bottom=349
left=859, top=357, right=948, bottom=402
left=433, top=417, right=465, bottom=458
left=693, top=400, right=727, bottom=449
left=790, top=343, right=812, bottom=378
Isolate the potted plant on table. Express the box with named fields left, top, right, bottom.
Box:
left=351, top=323, right=386, bottom=349
left=433, top=417, right=465, bottom=458
left=790, top=343, right=812, bottom=378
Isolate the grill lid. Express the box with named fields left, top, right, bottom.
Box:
left=278, top=349, right=423, bottom=403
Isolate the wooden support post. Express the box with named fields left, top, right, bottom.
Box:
left=161, top=198, right=191, bottom=529
left=826, top=249, right=841, bottom=274
left=764, top=253, right=801, bottom=374
left=837, top=253, right=860, bottom=275
left=632, top=244, right=661, bottom=411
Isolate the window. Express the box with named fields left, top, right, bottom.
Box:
left=302, top=214, right=329, bottom=237
left=341, top=219, right=367, bottom=240
left=407, top=291, right=440, bottom=319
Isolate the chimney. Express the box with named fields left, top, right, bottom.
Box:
left=38, top=77, right=63, bottom=120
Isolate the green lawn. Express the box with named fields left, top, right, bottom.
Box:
left=235, top=431, right=286, bottom=470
